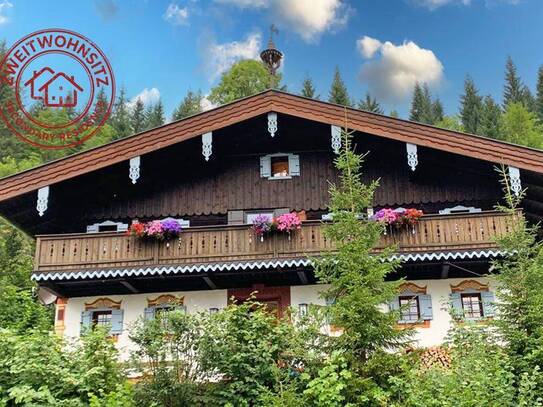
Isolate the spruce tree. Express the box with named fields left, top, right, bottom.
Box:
left=503, top=56, right=525, bottom=109
left=130, top=98, right=146, bottom=134
left=145, top=100, right=165, bottom=129
left=537, top=65, right=543, bottom=122
left=300, top=76, right=319, bottom=99
left=94, top=88, right=110, bottom=125
left=314, top=125, right=409, bottom=363
left=480, top=95, right=502, bottom=139
left=432, top=98, right=444, bottom=123
left=460, top=76, right=483, bottom=134
left=358, top=93, right=383, bottom=114
left=389, top=110, right=399, bottom=118
left=409, top=83, right=432, bottom=124
left=328, top=66, right=351, bottom=106
left=172, top=90, right=203, bottom=121
left=111, top=87, right=132, bottom=140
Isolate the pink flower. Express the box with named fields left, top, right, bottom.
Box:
left=276, top=213, right=302, bottom=233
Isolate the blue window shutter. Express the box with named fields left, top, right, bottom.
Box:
left=110, top=309, right=124, bottom=335
left=144, top=307, right=155, bottom=321
left=80, top=310, right=93, bottom=333
left=288, top=154, right=300, bottom=176
left=260, top=156, right=271, bottom=178
left=481, top=291, right=495, bottom=317
left=419, top=294, right=433, bottom=320
left=389, top=296, right=400, bottom=312
left=450, top=293, right=463, bottom=318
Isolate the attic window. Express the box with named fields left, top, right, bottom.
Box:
left=260, top=153, right=300, bottom=179
left=271, top=156, right=289, bottom=178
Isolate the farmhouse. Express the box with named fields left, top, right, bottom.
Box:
left=1, top=89, right=543, bottom=357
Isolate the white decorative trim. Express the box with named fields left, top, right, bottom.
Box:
left=331, top=125, right=341, bottom=154
left=439, top=205, right=482, bottom=215
left=31, top=250, right=507, bottom=282
left=508, top=166, right=521, bottom=196
left=267, top=112, right=277, bottom=137
left=406, top=143, right=418, bottom=171
left=202, top=132, right=212, bottom=161
left=129, top=156, right=140, bottom=184
left=36, top=186, right=49, bottom=217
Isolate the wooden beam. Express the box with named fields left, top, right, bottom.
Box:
left=297, top=270, right=309, bottom=285
left=119, top=279, right=139, bottom=294
left=202, top=276, right=218, bottom=290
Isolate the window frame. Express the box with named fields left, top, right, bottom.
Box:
left=91, top=309, right=113, bottom=328
left=398, top=295, right=421, bottom=323
left=461, top=292, right=484, bottom=319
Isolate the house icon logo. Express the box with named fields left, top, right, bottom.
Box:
left=24, top=67, right=83, bottom=108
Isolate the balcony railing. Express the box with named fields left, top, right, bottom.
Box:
left=34, top=211, right=516, bottom=274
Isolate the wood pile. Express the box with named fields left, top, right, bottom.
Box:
left=419, top=346, right=451, bottom=369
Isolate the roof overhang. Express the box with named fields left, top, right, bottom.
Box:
left=1, top=90, right=543, bottom=204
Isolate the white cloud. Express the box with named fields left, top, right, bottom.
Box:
left=412, top=0, right=520, bottom=9
left=357, top=36, right=444, bottom=103
left=127, top=87, right=161, bottom=110
left=214, top=0, right=351, bottom=42
left=163, top=3, right=189, bottom=26
left=0, top=0, right=13, bottom=25
left=204, top=32, right=261, bottom=82
left=200, top=95, right=217, bottom=111
left=357, top=36, right=382, bottom=59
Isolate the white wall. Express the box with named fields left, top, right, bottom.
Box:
left=60, top=277, right=496, bottom=358
left=63, top=289, right=227, bottom=359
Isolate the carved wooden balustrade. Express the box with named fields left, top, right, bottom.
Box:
left=34, top=211, right=516, bottom=274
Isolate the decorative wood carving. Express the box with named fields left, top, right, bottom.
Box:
left=54, top=297, right=68, bottom=336
left=202, top=132, right=212, bottom=161
left=36, top=186, right=49, bottom=217
left=129, top=156, right=141, bottom=184
left=267, top=112, right=277, bottom=137
left=406, top=143, right=418, bottom=171
left=147, top=294, right=184, bottom=307
left=399, top=282, right=427, bottom=294
left=85, top=297, right=122, bottom=310
left=450, top=279, right=489, bottom=293
left=331, top=125, right=341, bottom=154
left=508, top=166, right=521, bottom=196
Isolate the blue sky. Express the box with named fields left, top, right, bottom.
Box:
left=0, top=0, right=542, bottom=119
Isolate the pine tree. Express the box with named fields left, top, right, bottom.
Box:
left=537, top=65, right=543, bottom=122
left=432, top=98, right=444, bottom=123
left=328, top=67, right=351, bottom=106
left=172, top=90, right=203, bottom=121
left=145, top=100, right=166, bottom=129
left=389, top=110, right=399, bottom=118
left=409, top=83, right=432, bottom=124
left=94, top=88, right=110, bottom=125
left=300, top=76, right=319, bottom=99
left=357, top=93, right=383, bottom=114
left=130, top=98, right=146, bottom=134
left=480, top=95, right=502, bottom=139
left=503, top=56, right=525, bottom=109
left=110, top=87, right=132, bottom=140
left=460, top=76, right=483, bottom=134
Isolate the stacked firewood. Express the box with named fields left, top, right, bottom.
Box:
left=419, top=346, right=451, bottom=369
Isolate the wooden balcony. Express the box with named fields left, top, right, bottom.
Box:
left=34, top=211, right=516, bottom=274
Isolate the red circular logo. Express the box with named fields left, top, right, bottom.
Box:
left=0, top=29, right=115, bottom=149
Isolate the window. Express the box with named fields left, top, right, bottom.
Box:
left=399, top=296, right=420, bottom=322
left=271, top=156, right=289, bottom=178
left=461, top=293, right=483, bottom=318
left=92, top=310, right=112, bottom=327
left=260, top=154, right=300, bottom=179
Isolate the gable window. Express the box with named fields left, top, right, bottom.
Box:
left=461, top=293, right=483, bottom=319
left=260, top=153, right=300, bottom=179
left=399, top=296, right=420, bottom=322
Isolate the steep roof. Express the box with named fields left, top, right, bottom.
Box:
left=1, top=89, right=543, bottom=202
